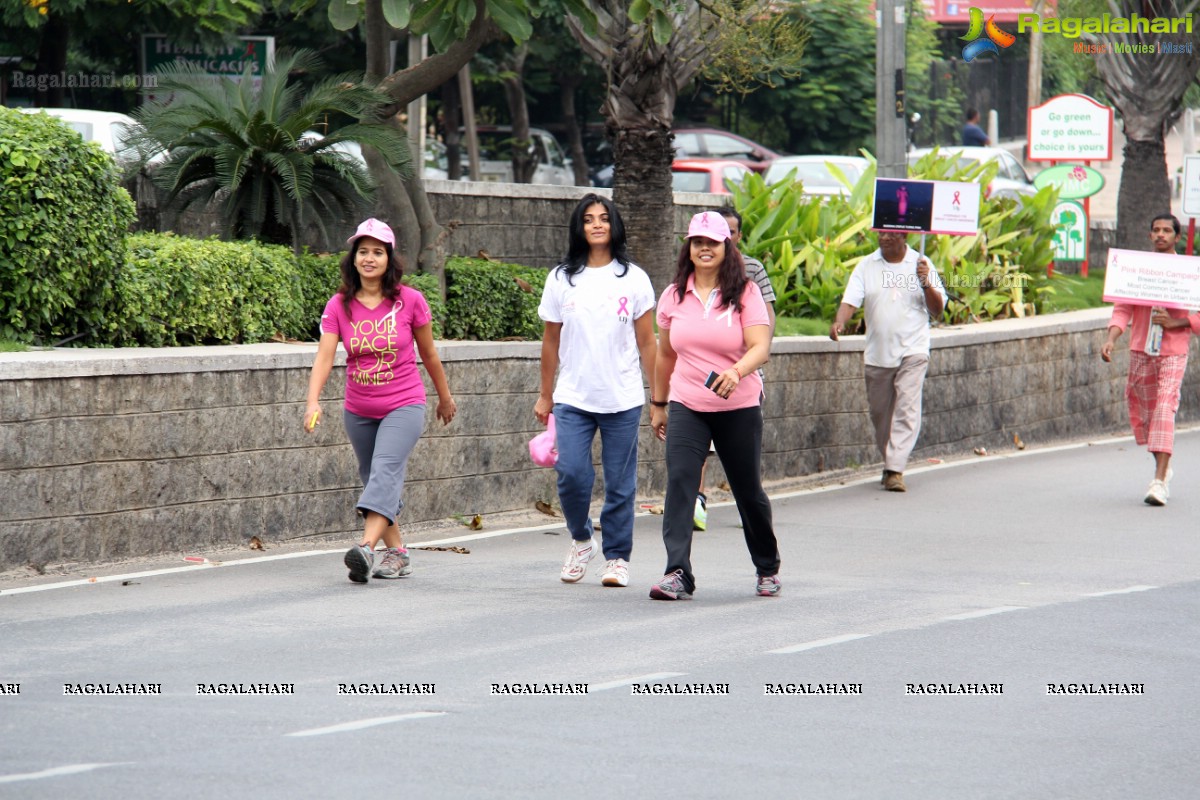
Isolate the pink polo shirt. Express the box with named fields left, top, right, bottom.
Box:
left=1109, top=303, right=1200, bottom=358
left=657, top=276, right=769, bottom=412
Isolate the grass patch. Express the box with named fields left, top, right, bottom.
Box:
left=1042, top=269, right=1107, bottom=313
left=775, top=316, right=832, bottom=337
left=0, top=340, right=28, bottom=352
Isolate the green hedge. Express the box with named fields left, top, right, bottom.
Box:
left=0, top=107, right=135, bottom=344
left=443, top=257, right=548, bottom=340
left=106, top=234, right=311, bottom=346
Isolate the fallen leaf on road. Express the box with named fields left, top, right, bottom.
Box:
left=647, top=505, right=664, bottom=515
left=469, top=514, right=484, bottom=530
left=1013, top=433, right=1025, bottom=450
left=415, top=545, right=471, bottom=554
left=248, top=536, right=265, bottom=551
left=121, top=580, right=139, bottom=586
left=973, top=447, right=988, bottom=456
left=535, top=501, right=558, bottom=517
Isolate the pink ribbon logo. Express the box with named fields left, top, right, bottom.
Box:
left=617, top=297, right=630, bottom=316
left=952, top=191, right=961, bottom=207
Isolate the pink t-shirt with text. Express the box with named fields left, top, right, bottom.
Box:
left=656, top=276, right=769, bottom=412
left=320, top=285, right=432, bottom=418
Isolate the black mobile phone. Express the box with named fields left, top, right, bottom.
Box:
left=704, top=370, right=720, bottom=391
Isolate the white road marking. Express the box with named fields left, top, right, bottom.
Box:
left=768, top=634, right=871, bottom=654
left=0, top=763, right=131, bottom=784
left=590, top=673, right=687, bottom=692
left=285, top=711, right=446, bottom=737
left=942, top=606, right=1027, bottom=621
left=1084, top=585, right=1158, bottom=597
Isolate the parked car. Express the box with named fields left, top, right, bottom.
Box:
left=460, top=125, right=574, bottom=185
left=672, top=126, right=783, bottom=173
left=764, top=155, right=870, bottom=196
left=909, top=145, right=1037, bottom=200
left=300, top=134, right=448, bottom=181
left=18, top=107, right=165, bottom=165
left=671, top=159, right=751, bottom=194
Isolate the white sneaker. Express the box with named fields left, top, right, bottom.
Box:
left=1144, top=480, right=1167, bottom=506
left=560, top=537, right=598, bottom=583
left=600, top=558, right=629, bottom=587
left=1164, top=468, right=1174, bottom=498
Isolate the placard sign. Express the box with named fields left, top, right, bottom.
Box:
left=1183, top=155, right=1200, bottom=217
left=873, top=178, right=980, bottom=235
left=1028, top=94, right=1113, bottom=162
left=1102, top=248, right=1200, bottom=309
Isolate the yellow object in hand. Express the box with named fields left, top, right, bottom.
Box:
left=307, top=411, right=320, bottom=430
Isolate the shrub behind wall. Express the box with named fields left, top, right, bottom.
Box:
left=0, top=108, right=135, bottom=344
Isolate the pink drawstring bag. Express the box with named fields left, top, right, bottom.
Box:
left=529, top=413, right=558, bottom=467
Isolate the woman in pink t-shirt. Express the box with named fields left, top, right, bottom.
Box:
left=304, top=219, right=456, bottom=584
left=648, top=211, right=779, bottom=601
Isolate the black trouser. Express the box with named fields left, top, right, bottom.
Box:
left=661, top=402, right=780, bottom=593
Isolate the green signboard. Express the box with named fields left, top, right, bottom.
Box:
left=1052, top=200, right=1088, bottom=262
left=141, top=35, right=275, bottom=102
left=1034, top=164, right=1105, bottom=199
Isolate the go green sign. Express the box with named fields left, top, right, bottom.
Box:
left=1034, top=164, right=1105, bottom=199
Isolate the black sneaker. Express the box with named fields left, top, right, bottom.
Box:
left=344, top=544, right=374, bottom=583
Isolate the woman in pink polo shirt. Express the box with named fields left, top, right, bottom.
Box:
left=304, top=219, right=457, bottom=583
left=648, top=211, right=779, bottom=601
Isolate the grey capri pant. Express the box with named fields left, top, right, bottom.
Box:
left=343, top=404, right=426, bottom=525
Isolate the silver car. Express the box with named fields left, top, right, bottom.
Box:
left=909, top=146, right=1037, bottom=200
left=463, top=126, right=574, bottom=185
left=764, top=155, right=870, bottom=196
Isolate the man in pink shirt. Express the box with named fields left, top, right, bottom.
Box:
left=1100, top=214, right=1200, bottom=506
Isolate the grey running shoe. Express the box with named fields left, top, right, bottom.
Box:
left=344, top=544, right=374, bottom=583
left=373, top=547, right=412, bottom=579
left=649, top=569, right=692, bottom=601
left=756, top=575, right=782, bottom=597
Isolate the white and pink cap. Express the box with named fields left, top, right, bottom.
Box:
left=347, top=218, right=396, bottom=248
left=686, top=211, right=731, bottom=242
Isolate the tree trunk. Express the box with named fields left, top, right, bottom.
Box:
left=1116, top=138, right=1170, bottom=251
left=612, top=123, right=677, bottom=292
left=442, top=78, right=463, bottom=180
left=559, top=78, right=590, bottom=186
left=502, top=43, right=534, bottom=183
left=33, top=13, right=69, bottom=108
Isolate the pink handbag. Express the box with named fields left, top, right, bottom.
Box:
left=528, top=413, right=558, bottom=467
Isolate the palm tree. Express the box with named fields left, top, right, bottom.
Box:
left=1091, top=0, right=1200, bottom=248
left=133, top=49, right=413, bottom=249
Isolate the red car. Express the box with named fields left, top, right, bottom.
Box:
left=672, top=127, right=783, bottom=173
left=671, top=159, right=752, bottom=194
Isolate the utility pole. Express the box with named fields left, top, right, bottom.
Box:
left=1027, top=0, right=1046, bottom=110
left=876, top=0, right=908, bottom=178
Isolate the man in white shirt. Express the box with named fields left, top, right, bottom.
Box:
left=829, top=231, right=946, bottom=492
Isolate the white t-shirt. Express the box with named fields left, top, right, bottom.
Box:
left=537, top=260, right=656, bottom=413
left=842, top=245, right=947, bottom=368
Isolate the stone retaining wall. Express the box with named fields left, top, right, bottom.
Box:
left=3, top=308, right=1197, bottom=571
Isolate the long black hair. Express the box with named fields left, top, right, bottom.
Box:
left=337, top=235, right=405, bottom=315
left=555, top=193, right=632, bottom=285
left=671, top=237, right=748, bottom=313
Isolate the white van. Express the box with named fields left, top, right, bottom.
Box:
left=464, top=126, right=574, bottom=185
left=18, top=107, right=164, bottom=165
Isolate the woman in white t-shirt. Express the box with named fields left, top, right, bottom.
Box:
left=535, top=194, right=658, bottom=588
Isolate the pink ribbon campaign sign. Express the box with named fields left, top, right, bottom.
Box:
left=872, top=178, right=980, bottom=236
left=1103, top=248, right=1200, bottom=309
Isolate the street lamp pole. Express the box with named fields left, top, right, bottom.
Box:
left=876, top=0, right=908, bottom=179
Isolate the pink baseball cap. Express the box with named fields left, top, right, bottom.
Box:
left=347, top=218, right=396, bottom=248
left=686, top=211, right=731, bottom=242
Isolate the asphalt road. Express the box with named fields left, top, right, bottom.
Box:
left=2, top=430, right=1198, bottom=799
